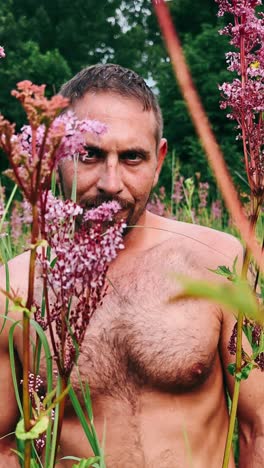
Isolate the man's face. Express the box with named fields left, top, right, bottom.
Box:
left=60, top=91, right=167, bottom=229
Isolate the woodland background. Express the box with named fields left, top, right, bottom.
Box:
left=0, top=0, right=244, bottom=197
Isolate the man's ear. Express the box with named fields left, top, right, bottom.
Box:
left=153, top=138, right=168, bottom=187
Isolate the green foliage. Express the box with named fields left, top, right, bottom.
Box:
left=171, top=275, right=260, bottom=321
left=72, top=457, right=101, bottom=468
left=209, top=257, right=238, bottom=282
left=227, top=362, right=255, bottom=382
left=0, top=0, right=247, bottom=194
left=15, top=416, right=49, bottom=441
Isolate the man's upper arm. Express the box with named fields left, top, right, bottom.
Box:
left=218, top=235, right=264, bottom=462
left=0, top=262, right=22, bottom=453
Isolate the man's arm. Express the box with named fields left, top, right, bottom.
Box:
left=206, top=231, right=264, bottom=467
left=221, top=305, right=264, bottom=467
left=0, top=261, right=23, bottom=467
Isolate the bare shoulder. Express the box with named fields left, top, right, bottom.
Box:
left=0, top=250, right=31, bottom=345
left=0, top=250, right=30, bottom=292
left=149, top=213, right=243, bottom=270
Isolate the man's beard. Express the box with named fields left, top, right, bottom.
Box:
left=79, top=194, right=149, bottom=235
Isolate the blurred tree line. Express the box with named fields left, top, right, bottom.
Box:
left=0, top=0, right=246, bottom=196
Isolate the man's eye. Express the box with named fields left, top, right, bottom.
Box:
left=79, top=150, right=99, bottom=163
left=121, top=153, right=142, bottom=164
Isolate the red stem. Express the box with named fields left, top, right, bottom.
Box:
left=23, top=202, right=39, bottom=468
left=152, top=0, right=264, bottom=270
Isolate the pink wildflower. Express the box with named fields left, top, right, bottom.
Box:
left=217, top=0, right=264, bottom=195
left=37, top=193, right=126, bottom=375
left=172, top=176, right=184, bottom=204
left=198, top=182, right=210, bottom=209
left=84, top=200, right=121, bottom=222
left=0, top=97, right=106, bottom=202
left=211, top=199, right=223, bottom=220
left=20, top=372, right=54, bottom=455
left=10, top=202, right=22, bottom=241
left=21, top=199, right=33, bottom=224
left=147, top=194, right=166, bottom=217
left=0, top=46, right=5, bottom=58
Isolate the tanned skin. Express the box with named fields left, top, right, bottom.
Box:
left=1, top=92, right=264, bottom=467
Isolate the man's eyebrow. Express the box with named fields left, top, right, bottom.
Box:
left=84, top=144, right=106, bottom=155
left=84, top=144, right=151, bottom=159
left=119, top=147, right=150, bottom=159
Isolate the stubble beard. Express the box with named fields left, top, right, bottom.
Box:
left=81, top=193, right=150, bottom=236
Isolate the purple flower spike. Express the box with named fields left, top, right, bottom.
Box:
left=37, top=193, right=126, bottom=375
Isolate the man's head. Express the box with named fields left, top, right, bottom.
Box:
left=60, top=63, right=163, bottom=147
left=59, top=64, right=167, bottom=230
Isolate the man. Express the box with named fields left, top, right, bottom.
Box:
left=0, top=64, right=264, bottom=467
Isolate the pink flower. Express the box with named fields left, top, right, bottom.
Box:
left=147, top=194, right=166, bottom=217
left=0, top=46, right=5, bottom=58
left=211, top=200, right=223, bottom=220
left=52, top=110, right=106, bottom=162
left=84, top=200, right=121, bottom=222
left=217, top=0, right=264, bottom=194
left=37, top=193, right=126, bottom=375
left=172, top=176, right=184, bottom=204
left=198, top=182, right=210, bottom=209
left=1, top=107, right=106, bottom=202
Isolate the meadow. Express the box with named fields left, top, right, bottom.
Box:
left=0, top=0, right=264, bottom=467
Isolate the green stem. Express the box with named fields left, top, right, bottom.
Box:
left=53, top=375, right=68, bottom=463
left=222, top=376, right=241, bottom=468
left=222, top=196, right=259, bottom=467
left=222, top=303, right=244, bottom=467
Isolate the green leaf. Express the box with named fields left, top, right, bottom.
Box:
left=227, top=363, right=236, bottom=376
left=69, top=387, right=97, bottom=454
left=72, top=457, right=101, bottom=468
left=8, top=321, right=23, bottom=416
left=0, top=184, right=17, bottom=233
left=209, top=256, right=238, bottom=282
left=30, top=459, right=41, bottom=468
left=15, top=416, right=49, bottom=441
left=50, top=256, right=58, bottom=269
left=210, top=265, right=233, bottom=277
left=171, top=275, right=260, bottom=322
left=0, top=261, right=10, bottom=335
left=240, top=363, right=255, bottom=380
left=227, top=362, right=254, bottom=381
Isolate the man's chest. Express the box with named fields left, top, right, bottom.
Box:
left=27, top=242, right=223, bottom=403
left=69, top=255, right=222, bottom=401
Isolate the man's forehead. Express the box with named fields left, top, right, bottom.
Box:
left=72, top=90, right=154, bottom=122
left=72, top=91, right=157, bottom=146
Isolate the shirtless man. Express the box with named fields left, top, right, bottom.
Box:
left=1, top=64, right=264, bottom=468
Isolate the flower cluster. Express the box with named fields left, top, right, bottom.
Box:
left=216, top=0, right=264, bottom=195
left=172, top=176, right=184, bottom=204
left=37, top=193, right=126, bottom=375
left=228, top=319, right=264, bottom=371
left=211, top=199, right=223, bottom=220
left=10, top=199, right=32, bottom=247
left=0, top=82, right=106, bottom=203
left=198, top=182, right=210, bottom=210
left=11, top=80, right=69, bottom=128
left=0, top=46, right=5, bottom=58
left=146, top=193, right=167, bottom=217
left=22, top=372, right=54, bottom=455
left=216, top=0, right=262, bottom=18
left=0, top=184, right=5, bottom=219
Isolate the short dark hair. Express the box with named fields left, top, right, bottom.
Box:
left=59, top=63, right=163, bottom=145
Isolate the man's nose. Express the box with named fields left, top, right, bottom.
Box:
left=96, top=159, right=124, bottom=195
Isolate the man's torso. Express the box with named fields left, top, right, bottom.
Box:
left=12, top=217, right=237, bottom=467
